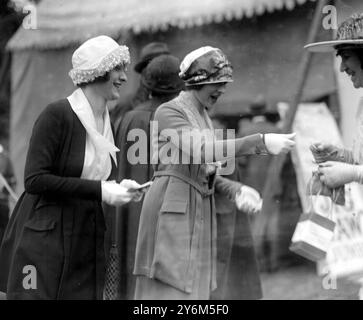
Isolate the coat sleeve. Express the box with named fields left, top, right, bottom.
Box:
left=24, top=103, right=101, bottom=201
left=154, top=104, right=268, bottom=163
left=214, top=175, right=242, bottom=215
left=215, top=175, right=241, bottom=200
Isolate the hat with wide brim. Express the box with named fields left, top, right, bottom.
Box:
left=304, top=39, right=363, bottom=52
left=305, top=13, right=363, bottom=53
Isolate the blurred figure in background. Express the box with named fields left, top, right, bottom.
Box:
left=0, top=143, right=16, bottom=243
left=238, top=95, right=281, bottom=192
left=238, top=95, right=283, bottom=271
left=114, top=54, right=184, bottom=299
left=210, top=118, right=263, bottom=300
left=110, top=42, right=170, bottom=129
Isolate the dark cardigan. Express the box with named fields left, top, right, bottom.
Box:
left=0, top=99, right=108, bottom=299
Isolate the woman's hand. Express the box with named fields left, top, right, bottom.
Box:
left=101, top=181, right=134, bottom=206
left=235, top=185, right=263, bottom=215
left=264, top=133, right=296, bottom=155
left=120, top=179, right=148, bottom=202
left=318, top=161, right=363, bottom=188
left=310, top=142, right=339, bottom=163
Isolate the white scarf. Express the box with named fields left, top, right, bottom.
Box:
left=67, top=88, right=119, bottom=180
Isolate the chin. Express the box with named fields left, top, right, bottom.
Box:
left=109, top=93, right=120, bottom=100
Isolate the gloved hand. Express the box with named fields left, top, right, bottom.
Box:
left=235, top=185, right=263, bottom=215
left=318, top=161, right=363, bottom=188
left=101, top=181, right=134, bottom=206
left=119, top=179, right=144, bottom=202
left=264, top=133, right=296, bottom=155
left=310, top=142, right=341, bottom=163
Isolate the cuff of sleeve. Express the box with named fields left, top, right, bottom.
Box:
left=353, top=165, right=363, bottom=184
left=229, top=181, right=243, bottom=201
left=340, top=148, right=355, bottom=164
left=255, top=133, right=269, bottom=155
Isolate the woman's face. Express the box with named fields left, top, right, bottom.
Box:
left=98, top=65, right=128, bottom=100
left=339, top=49, right=363, bottom=88
left=194, top=82, right=228, bottom=110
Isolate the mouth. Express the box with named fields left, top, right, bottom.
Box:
left=346, top=70, right=356, bottom=81
left=113, top=82, right=122, bottom=89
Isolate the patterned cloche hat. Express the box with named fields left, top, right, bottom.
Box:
left=179, top=46, right=233, bottom=86
left=69, top=35, right=130, bottom=85
left=305, top=13, right=363, bottom=52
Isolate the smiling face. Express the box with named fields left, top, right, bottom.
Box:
left=338, top=49, right=363, bottom=88
left=194, top=82, right=228, bottom=110
left=96, top=64, right=128, bottom=101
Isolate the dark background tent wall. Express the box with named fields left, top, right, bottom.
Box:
left=8, top=0, right=335, bottom=194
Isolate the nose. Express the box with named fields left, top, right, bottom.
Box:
left=340, top=60, right=347, bottom=73
left=119, top=71, right=127, bottom=82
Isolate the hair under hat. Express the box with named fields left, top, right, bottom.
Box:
left=69, top=35, right=130, bottom=86
left=179, top=46, right=233, bottom=86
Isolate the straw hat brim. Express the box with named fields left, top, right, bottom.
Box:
left=185, top=79, right=234, bottom=86
left=304, top=39, right=363, bottom=52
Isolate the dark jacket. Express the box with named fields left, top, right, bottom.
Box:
left=114, top=99, right=159, bottom=299
left=0, top=100, right=108, bottom=299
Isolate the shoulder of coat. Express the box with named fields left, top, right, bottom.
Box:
left=155, top=98, right=185, bottom=118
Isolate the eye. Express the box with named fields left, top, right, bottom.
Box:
left=114, top=64, right=123, bottom=71
left=342, top=54, right=350, bottom=60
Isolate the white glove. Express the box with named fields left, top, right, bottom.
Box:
left=101, top=181, right=134, bottom=206
left=235, top=185, right=263, bottom=215
left=264, top=133, right=296, bottom=155
left=119, top=179, right=144, bottom=202
left=318, top=161, right=363, bottom=188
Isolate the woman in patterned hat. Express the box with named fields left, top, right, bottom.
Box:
left=114, top=54, right=184, bottom=299
left=133, top=46, right=296, bottom=299
left=306, top=14, right=363, bottom=189
left=0, top=35, right=143, bottom=300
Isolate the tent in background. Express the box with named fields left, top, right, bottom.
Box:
left=7, top=0, right=335, bottom=193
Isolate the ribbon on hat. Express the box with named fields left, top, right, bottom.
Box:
left=67, top=88, right=119, bottom=180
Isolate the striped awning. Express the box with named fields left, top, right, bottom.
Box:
left=8, top=0, right=317, bottom=51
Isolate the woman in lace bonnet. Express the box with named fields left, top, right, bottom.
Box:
left=0, top=35, right=143, bottom=299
